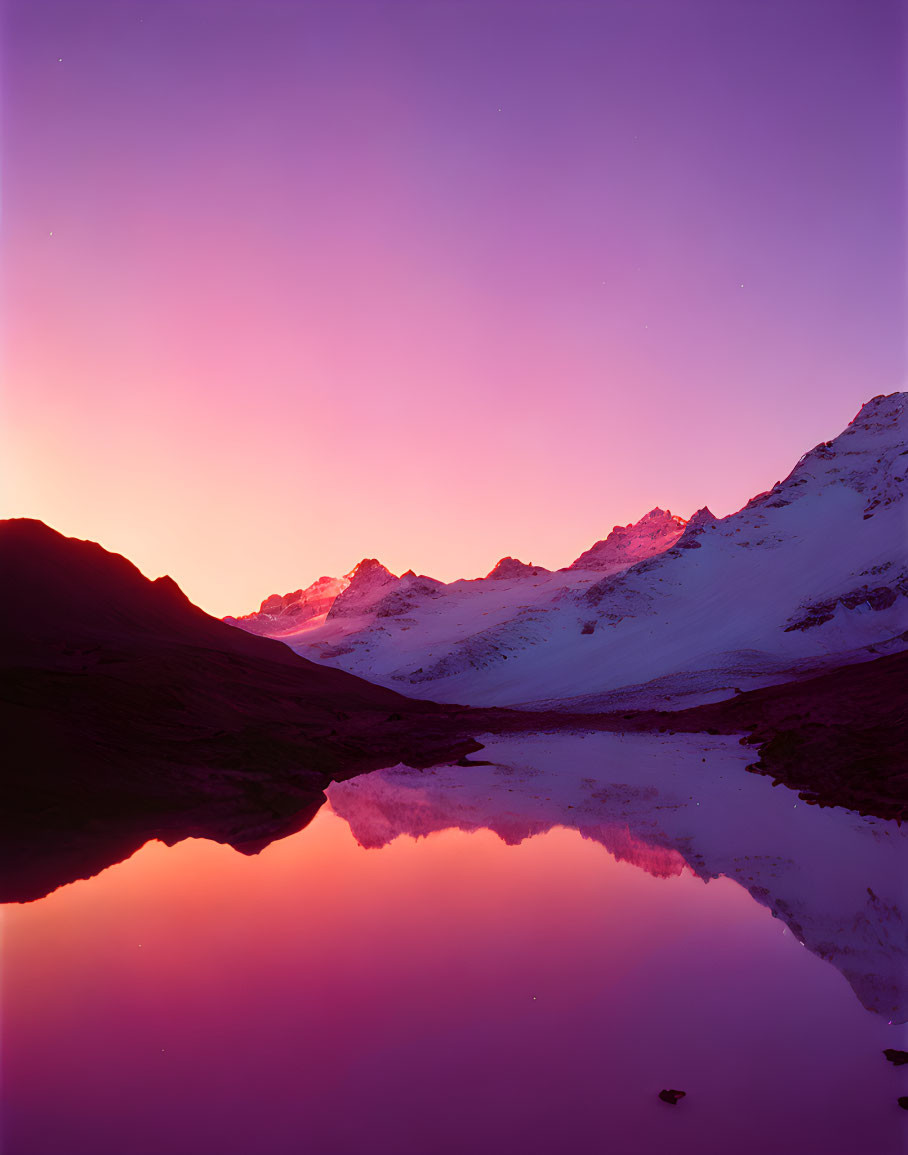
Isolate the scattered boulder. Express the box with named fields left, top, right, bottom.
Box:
left=883, top=1048, right=908, bottom=1066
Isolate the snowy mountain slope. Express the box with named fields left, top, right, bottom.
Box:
left=280, top=392, right=907, bottom=707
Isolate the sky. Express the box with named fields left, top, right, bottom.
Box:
left=1, top=0, right=904, bottom=617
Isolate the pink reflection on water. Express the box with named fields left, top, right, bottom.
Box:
left=2, top=814, right=903, bottom=1154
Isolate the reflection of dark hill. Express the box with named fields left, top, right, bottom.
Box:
left=0, top=520, right=489, bottom=902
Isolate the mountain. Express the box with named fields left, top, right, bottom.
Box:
left=326, top=558, right=400, bottom=618
left=484, top=557, right=550, bottom=580
left=225, top=573, right=350, bottom=636
left=325, top=560, right=450, bottom=622
left=280, top=392, right=907, bottom=710
left=368, top=571, right=448, bottom=619
left=226, top=508, right=688, bottom=641
left=565, top=507, right=687, bottom=571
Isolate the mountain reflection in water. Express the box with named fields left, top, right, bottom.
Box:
left=328, top=731, right=908, bottom=1023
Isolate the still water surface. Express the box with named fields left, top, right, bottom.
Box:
left=3, top=734, right=906, bottom=1155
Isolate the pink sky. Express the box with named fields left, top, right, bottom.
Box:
left=2, top=1, right=904, bottom=617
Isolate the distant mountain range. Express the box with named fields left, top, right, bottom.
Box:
left=227, top=392, right=907, bottom=711
left=225, top=505, right=695, bottom=635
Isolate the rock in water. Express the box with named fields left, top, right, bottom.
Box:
left=658, top=1089, right=686, bottom=1105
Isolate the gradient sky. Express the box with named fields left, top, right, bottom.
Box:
left=1, top=0, right=904, bottom=617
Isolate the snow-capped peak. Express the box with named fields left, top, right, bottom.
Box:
left=674, top=507, right=718, bottom=549
left=325, top=559, right=400, bottom=619
left=224, top=572, right=350, bottom=635
left=566, top=506, right=688, bottom=572
left=484, top=557, right=551, bottom=581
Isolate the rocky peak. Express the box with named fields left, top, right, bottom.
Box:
left=674, top=507, right=717, bottom=549
left=346, top=558, right=395, bottom=583
left=484, top=557, right=550, bottom=581
left=224, top=573, right=350, bottom=635
left=683, top=506, right=716, bottom=530
left=641, top=507, right=683, bottom=524
left=326, top=559, right=400, bottom=620
left=566, top=507, right=688, bottom=573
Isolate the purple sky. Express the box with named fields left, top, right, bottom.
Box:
left=1, top=0, right=904, bottom=615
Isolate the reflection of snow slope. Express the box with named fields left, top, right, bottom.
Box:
left=328, top=730, right=908, bottom=1022
left=286, top=393, right=907, bottom=707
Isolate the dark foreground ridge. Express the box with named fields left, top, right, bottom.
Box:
left=0, top=520, right=488, bottom=902
left=2, top=520, right=905, bottom=902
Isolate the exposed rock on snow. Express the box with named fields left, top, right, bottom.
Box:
left=783, top=574, right=908, bottom=632
left=373, top=572, right=447, bottom=619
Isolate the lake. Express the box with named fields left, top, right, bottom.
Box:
left=3, top=732, right=906, bottom=1154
